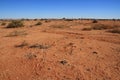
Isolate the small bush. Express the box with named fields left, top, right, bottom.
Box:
left=34, top=19, right=38, bottom=21
left=82, top=28, right=92, bottom=31
left=7, top=20, right=24, bottom=28
left=5, top=30, right=27, bottom=37
left=45, top=20, right=51, bottom=23
left=108, top=28, right=120, bottom=34
left=82, top=24, right=116, bottom=31
left=64, top=19, right=73, bottom=21
left=91, top=24, right=107, bottom=30
left=15, top=41, right=28, bottom=48
left=92, top=19, right=98, bottom=23
left=35, top=22, right=42, bottom=26
left=25, top=53, right=37, bottom=59
left=1, top=22, right=6, bottom=26
left=29, top=44, right=50, bottom=49
left=49, top=25, right=70, bottom=29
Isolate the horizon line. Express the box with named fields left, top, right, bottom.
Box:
left=0, top=17, right=120, bottom=20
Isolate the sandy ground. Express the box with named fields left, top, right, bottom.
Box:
left=0, top=20, right=120, bottom=80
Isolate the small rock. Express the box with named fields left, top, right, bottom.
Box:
left=60, top=60, right=68, bottom=65
left=93, top=51, right=98, bottom=54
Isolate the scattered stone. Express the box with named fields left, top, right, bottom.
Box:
left=48, top=68, right=51, bottom=70
left=68, top=42, right=74, bottom=46
left=60, top=60, right=68, bottom=65
left=86, top=68, right=91, bottom=71
left=93, top=51, right=98, bottom=54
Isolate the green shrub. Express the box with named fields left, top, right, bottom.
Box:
left=7, top=20, right=24, bottom=28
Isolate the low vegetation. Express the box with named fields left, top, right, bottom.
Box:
left=5, top=30, right=27, bottom=37
left=82, top=27, right=92, bottom=31
left=29, top=43, right=50, bottom=49
left=108, top=28, right=120, bottom=34
left=49, top=24, right=70, bottom=29
left=15, top=41, right=50, bottom=49
left=1, top=22, right=6, bottom=26
left=15, top=41, right=28, bottom=48
left=82, top=23, right=120, bottom=31
left=91, top=24, right=108, bottom=30
left=35, top=22, right=42, bottom=25
left=34, top=19, right=38, bottom=21
left=6, top=20, right=24, bottom=28
left=25, top=53, right=37, bottom=59
left=92, top=19, right=98, bottom=23
left=64, top=19, right=73, bottom=21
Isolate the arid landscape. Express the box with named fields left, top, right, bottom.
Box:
left=0, top=19, right=120, bottom=80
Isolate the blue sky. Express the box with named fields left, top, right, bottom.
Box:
left=0, top=0, right=120, bottom=19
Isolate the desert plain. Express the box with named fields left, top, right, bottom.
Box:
left=0, top=19, right=120, bottom=80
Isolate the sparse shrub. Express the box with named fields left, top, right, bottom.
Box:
left=91, top=24, right=107, bottom=30
left=45, top=20, right=51, bottom=23
left=1, top=22, right=6, bottom=26
left=64, top=19, right=73, bottom=21
left=29, top=25, right=33, bottom=27
left=15, top=41, right=28, bottom=48
left=26, top=19, right=30, bottom=21
left=108, top=28, right=120, bottom=34
left=113, top=25, right=120, bottom=28
left=35, top=22, right=42, bottom=26
left=6, top=20, right=24, bottom=28
left=29, top=43, right=50, bottom=49
left=49, top=25, right=70, bottom=29
left=34, top=19, right=37, bottom=21
left=25, top=53, right=37, bottom=59
left=91, top=24, right=120, bottom=30
left=92, top=19, right=98, bottom=23
left=83, top=23, right=120, bottom=31
left=62, top=17, right=66, bottom=20
left=20, top=18, right=25, bottom=21
left=5, top=30, right=27, bottom=37
left=82, top=28, right=92, bottom=31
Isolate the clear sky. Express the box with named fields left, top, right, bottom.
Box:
left=0, top=0, right=120, bottom=19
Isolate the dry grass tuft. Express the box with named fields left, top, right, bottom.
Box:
left=82, top=23, right=120, bottom=31
left=29, top=43, right=50, bottom=49
left=35, top=22, right=42, bottom=26
left=5, top=30, right=27, bottom=37
left=15, top=41, right=28, bottom=48
left=49, top=24, right=70, bottom=29
left=108, top=28, right=120, bottom=34
left=25, top=53, right=37, bottom=59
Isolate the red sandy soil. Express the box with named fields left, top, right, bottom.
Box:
left=0, top=20, right=120, bottom=80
